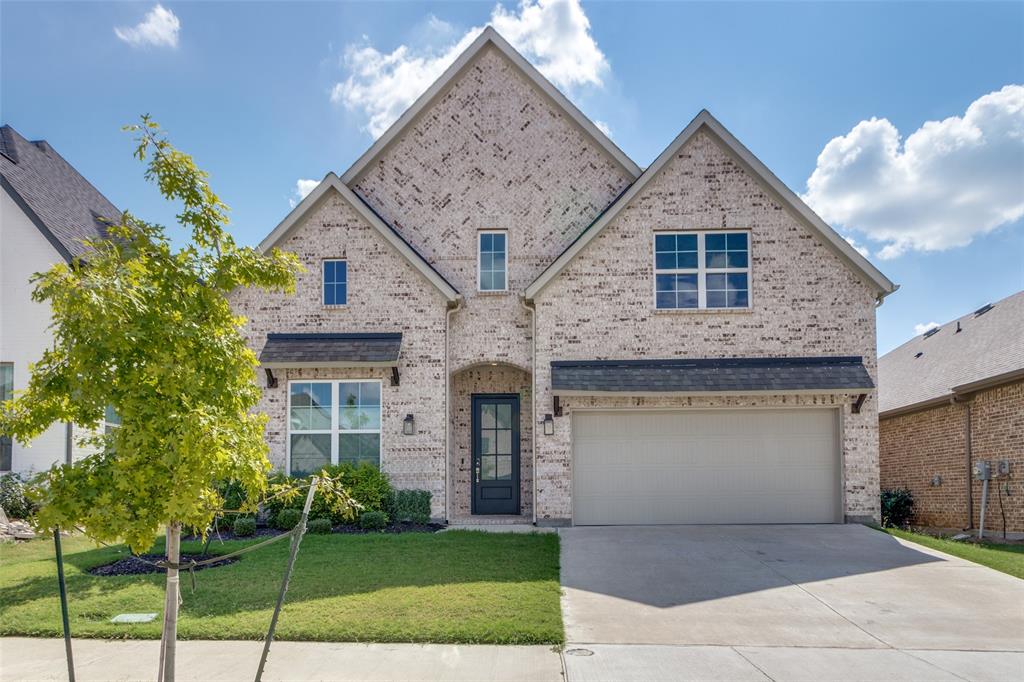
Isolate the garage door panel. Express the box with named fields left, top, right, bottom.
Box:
left=573, top=409, right=839, bottom=525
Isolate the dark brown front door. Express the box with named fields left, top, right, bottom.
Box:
left=471, top=394, right=520, bottom=515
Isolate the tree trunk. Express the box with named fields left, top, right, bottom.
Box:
left=157, top=521, right=181, bottom=682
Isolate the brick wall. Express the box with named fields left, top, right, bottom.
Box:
left=532, top=129, right=882, bottom=523
left=880, top=379, right=1024, bottom=533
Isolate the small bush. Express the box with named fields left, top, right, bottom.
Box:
left=306, top=517, right=333, bottom=534
left=0, top=474, right=33, bottom=520
left=232, top=517, right=256, bottom=537
left=273, top=508, right=302, bottom=531
left=262, top=463, right=392, bottom=525
left=390, top=489, right=432, bottom=524
left=359, top=510, right=388, bottom=531
left=881, top=488, right=915, bottom=528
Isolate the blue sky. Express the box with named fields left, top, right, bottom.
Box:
left=2, top=1, right=1022, bottom=354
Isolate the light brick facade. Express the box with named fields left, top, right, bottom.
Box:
left=235, top=34, right=889, bottom=524
left=880, top=379, right=1024, bottom=533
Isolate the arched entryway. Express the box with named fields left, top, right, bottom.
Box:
left=449, top=362, right=533, bottom=522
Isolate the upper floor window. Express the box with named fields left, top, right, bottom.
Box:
left=478, top=231, right=507, bottom=292
left=654, top=231, right=749, bottom=310
left=323, top=259, right=347, bottom=306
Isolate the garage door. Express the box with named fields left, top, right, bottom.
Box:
left=572, top=409, right=840, bottom=525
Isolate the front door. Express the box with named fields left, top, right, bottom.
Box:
left=472, top=394, right=520, bottom=515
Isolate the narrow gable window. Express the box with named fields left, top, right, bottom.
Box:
left=654, top=231, right=749, bottom=309
left=323, top=259, right=347, bottom=306
left=479, top=231, right=507, bottom=292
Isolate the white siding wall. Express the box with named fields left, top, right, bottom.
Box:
left=1, top=189, right=69, bottom=475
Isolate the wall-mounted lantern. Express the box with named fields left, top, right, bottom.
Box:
left=403, top=414, right=416, bottom=436
left=543, top=413, right=554, bottom=436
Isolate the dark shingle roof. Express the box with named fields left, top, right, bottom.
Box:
left=551, top=357, right=873, bottom=394
left=1, top=125, right=119, bottom=261
left=878, top=290, right=1024, bottom=414
left=259, top=333, right=402, bottom=367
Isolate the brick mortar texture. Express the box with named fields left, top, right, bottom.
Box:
left=881, top=379, right=1023, bottom=533
left=532, top=130, right=881, bottom=523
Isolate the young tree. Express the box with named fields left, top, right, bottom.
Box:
left=0, top=117, right=302, bottom=681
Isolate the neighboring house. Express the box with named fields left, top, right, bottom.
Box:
left=879, top=291, right=1024, bottom=533
left=232, top=27, right=897, bottom=526
left=0, top=124, right=117, bottom=475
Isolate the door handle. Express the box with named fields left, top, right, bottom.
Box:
left=475, top=463, right=480, bottom=484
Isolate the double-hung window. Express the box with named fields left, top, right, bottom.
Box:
left=288, top=380, right=381, bottom=476
left=478, top=231, right=507, bottom=291
left=323, top=259, right=347, bottom=306
left=654, top=231, right=750, bottom=309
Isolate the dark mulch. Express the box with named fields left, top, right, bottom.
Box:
left=182, top=527, right=284, bottom=542
left=334, top=522, right=445, bottom=535
left=89, top=553, right=238, bottom=576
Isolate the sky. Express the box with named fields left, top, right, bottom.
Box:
left=2, top=0, right=1022, bottom=354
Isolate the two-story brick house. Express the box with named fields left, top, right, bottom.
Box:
left=231, top=27, right=897, bottom=526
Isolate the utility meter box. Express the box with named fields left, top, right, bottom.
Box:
left=997, top=460, right=1011, bottom=476
left=973, top=461, right=992, bottom=480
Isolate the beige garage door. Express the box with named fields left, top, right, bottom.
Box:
left=572, top=409, right=840, bottom=525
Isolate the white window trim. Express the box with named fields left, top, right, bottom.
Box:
left=285, top=378, right=383, bottom=476
left=652, top=230, right=751, bottom=310
left=322, top=259, right=348, bottom=307
left=478, top=230, right=508, bottom=292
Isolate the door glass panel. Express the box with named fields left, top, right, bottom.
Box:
left=496, top=456, right=512, bottom=480
left=495, top=403, right=512, bottom=428
left=481, top=404, right=496, bottom=428
left=497, top=429, right=512, bottom=455
left=481, top=429, right=496, bottom=455
left=481, top=455, right=497, bottom=480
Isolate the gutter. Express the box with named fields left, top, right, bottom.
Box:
left=879, top=367, right=1024, bottom=419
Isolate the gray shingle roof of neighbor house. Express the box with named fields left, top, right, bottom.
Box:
left=0, top=124, right=119, bottom=261
left=551, top=357, right=874, bottom=395
left=259, top=333, right=403, bottom=367
left=878, top=290, right=1024, bottom=416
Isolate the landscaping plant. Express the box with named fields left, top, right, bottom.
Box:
left=0, top=117, right=303, bottom=682
left=0, top=473, right=34, bottom=520
left=881, top=487, right=915, bottom=528
left=389, top=489, right=432, bottom=524
left=232, top=517, right=256, bottom=538
left=306, top=518, right=333, bottom=534
left=359, top=511, right=388, bottom=531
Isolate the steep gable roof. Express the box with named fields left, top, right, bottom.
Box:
left=878, top=290, right=1024, bottom=416
left=0, top=124, right=119, bottom=261
left=525, top=110, right=898, bottom=300
left=258, top=173, right=460, bottom=302
left=339, top=26, right=642, bottom=185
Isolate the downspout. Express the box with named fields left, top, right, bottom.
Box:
left=519, top=296, right=537, bottom=525
left=965, top=401, right=973, bottom=530
left=444, top=298, right=463, bottom=524
left=64, top=423, right=72, bottom=465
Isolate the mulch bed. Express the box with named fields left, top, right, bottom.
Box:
left=333, top=522, right=445, bottom=535
left=89, top=553, right=238, bottom=576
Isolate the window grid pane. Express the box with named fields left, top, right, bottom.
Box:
left=480, top=232, right=507, bottom=290
left=654, top=232, right=749, bottom=310
left=290, top=380, right=381, bottom=473
left=323, top=260, right=348, bottom=305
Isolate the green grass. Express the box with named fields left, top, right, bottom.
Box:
left=881, top=527, right=1024, bottom=579
left=0, top=530, right=563, bottom=644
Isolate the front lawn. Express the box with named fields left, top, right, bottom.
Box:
left=0, top=530, right=563, bottom=644
left=882, top=527, right=1024, bottom=579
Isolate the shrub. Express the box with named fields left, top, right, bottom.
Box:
left=273, top=508, right=302, bottom=531
left=0, top=474, right=33, bottom=520
left=263, top=463, right=392, bottom=525
left=390, top=489, right=432, bottom=524
left=232, top=517, right=256, bottom=537
left=881, top=488, right=915, bottom=528
left=359, top=510, right=388, bottom=531
left=307, top=517, right=333, bottom=534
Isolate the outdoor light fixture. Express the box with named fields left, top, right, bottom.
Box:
left=543, top=413, right=554, bottom=436
left=403, top=414, right=415, bottom=436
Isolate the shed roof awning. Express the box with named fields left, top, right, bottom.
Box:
left=259, top=333, right=402, bottom=368
left=551, top=357, right=874, bottom=396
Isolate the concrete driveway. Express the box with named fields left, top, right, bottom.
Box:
left=560, top=524, right=1024, bottom=681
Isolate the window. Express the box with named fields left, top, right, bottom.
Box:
left=478, top=231, right=507, bottom=291
left=654, top=231, right=749, bottom=309
left=288, top=380, right=381, bottom=476
left=104, top=405, right=121, bottom=435
left=323, top=260, right=347, bottom=306
left=0, top=363, right=11, bottom=471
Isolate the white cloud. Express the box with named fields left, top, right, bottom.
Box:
left=289, top=178, right=319, bottom=208
left=594, top=120, right=612, bottom=138
left=331, top=0, right=609, bottom=138
left=914, top=321, right=940, bottom=336
left=803, top=85, right=1024, bottom=259
left=114, top=4, right=180, bottom=48
left=843, top=235, right=870, bottom=258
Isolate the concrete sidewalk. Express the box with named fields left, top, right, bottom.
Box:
left=0, top=638, right=563, bottom=682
